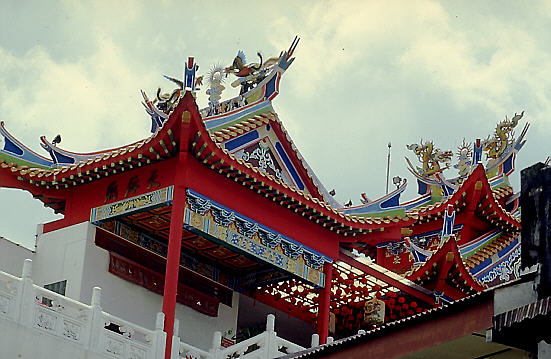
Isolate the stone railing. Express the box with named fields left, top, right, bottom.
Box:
left=0, top=259, right=166, bottom=359
left=174, top=314, right=312, bottom=359
left=0, top=260, right=314, bottom=359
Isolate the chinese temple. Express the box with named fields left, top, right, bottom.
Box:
left=0, top=38, right=527, bottom=358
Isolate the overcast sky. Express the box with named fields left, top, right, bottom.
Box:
left=1, top=1, right=550, bottom=249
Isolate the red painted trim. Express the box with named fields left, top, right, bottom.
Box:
left=413, top=165, right=520, bottom=232
left=406, top=237, right=486, bottom=296
left=108, top=252, right=219, bottom=317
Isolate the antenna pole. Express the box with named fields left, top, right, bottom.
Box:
left=386, top=142, right=391, bottom=194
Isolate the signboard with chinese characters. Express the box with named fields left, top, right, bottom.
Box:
left=90, top=186, right=174, bottom=223
left=364, top=297, right=385, bottom=325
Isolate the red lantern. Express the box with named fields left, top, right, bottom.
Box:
left=410, top=301, right=417, bottom=308
left=398, top=297, right=405, bottom=304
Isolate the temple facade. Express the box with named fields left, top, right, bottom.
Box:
left=0, top=39, right=529, bottom=358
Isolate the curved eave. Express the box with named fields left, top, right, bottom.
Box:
left=187, top=107, right=414, bottom=235
left=0, top=121, right=53, bottom=168
left=0, top=106, right=182, bottom=190
left=406, top=237, right=486, bottom=297
left=464, top=231, right=519, bottom=269
left=407, top=165, right=521, bottom=232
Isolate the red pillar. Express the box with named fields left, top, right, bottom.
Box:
left=317, top=261, right=333, bottom=344
left=162, top=109, right=192, bottom=359
left=162, top=179, right=186, bottom=359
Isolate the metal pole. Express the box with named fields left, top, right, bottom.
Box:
left=386, top=142, right=391, bottom=194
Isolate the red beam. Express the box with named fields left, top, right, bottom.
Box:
left=338, top=251, right=435, bottom=306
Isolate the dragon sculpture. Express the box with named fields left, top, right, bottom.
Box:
left=224, top=50, right=282, bottom=94
left=483, top=111, right=524, bottom=159
left=225, top=50, right=263, bottom=78
left=406, top=140, right=453, bottom=177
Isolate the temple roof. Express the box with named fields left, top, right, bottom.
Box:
left=406, top=164, right=521, bottom=234
left=405, top=235, right=486, bottom=300
left=0, top=92, right=414, bottom=235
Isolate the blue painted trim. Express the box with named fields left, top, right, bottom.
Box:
left=471, top=238, right=520, bottom=277
left=204, top=100, right=272, bottom=130
left=498, top=237, right=519, bottom=257
left=470, top=258, right=492, bottom=275
left=275, top=142, right=304, bottom=191
left=265, top=75, right=277, bottom=99
left=459, top=230, right=500, bottom=256
left=3, top=137, right=23, bottom=156
left=186, top=188, right=331, bottom=262
left=224, top=130, right=259, bottom=151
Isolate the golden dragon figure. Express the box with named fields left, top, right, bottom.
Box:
left=483, top=111, right=524, bottom=159
left=407, top=140, right=453, bottom=177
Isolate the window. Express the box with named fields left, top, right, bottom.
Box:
left=44, top=280, right=67, bottom=295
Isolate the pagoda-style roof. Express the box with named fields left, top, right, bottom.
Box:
left=405, top=235, right=486, bottom=301
left=0, top=96, right=414, bottom=237
left=406, top=164, right=520, bottom=237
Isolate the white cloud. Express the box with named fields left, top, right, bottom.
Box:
left=0, top=38, right=160, bottom=154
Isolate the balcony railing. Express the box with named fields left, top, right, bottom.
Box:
left=0, top=259, right=319, bottom=359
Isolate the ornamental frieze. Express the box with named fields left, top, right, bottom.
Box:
left=184, top=189, right=332, bottom=287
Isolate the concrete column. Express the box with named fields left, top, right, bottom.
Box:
left=539, top=340, right=551, bottom=359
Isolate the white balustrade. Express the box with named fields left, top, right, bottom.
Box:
left=0, top=270, right=22, bottom=321
left=0, top=260, right=312, bottom=359
left=0, top=259, right=166, bottom=359
left=177, top=313, right=307, bottom=359
left=32, top=284, right=92, bottom=346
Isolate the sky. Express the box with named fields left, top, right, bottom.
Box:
left=1, top=0, right=550, bottom=249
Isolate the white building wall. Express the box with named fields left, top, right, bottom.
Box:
left=0, top=236, right=34, bottom=276
left=32, top=221, right=239, bottom=351
left=32, top=222, right=89, bottom=299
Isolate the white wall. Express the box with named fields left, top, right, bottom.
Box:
left=0, top=236, right=34, bottom=276
left=32, top=222, right=88, bottom=299
left=34, top=221, right=239, bottom=351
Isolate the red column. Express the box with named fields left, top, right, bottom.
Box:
left=162, top=178, right=186, bottom=359
left=163, top=109, right=192, bottom=359
left=317, top=261, right=333, bottom=344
